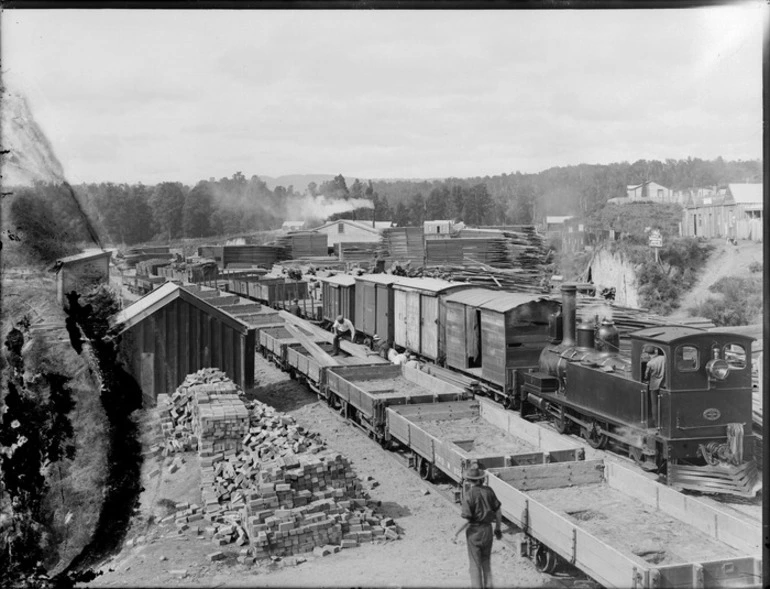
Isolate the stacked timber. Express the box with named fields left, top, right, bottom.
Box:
left=273, top=232, right=328, bottom=259
left=379, top=227, right=425, bottom=265
left=198, top=245, right=288, bottom=269
left=338, top=242, right=379, bottom=263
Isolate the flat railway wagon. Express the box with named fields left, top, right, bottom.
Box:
left=319, top=274, right=357, bottom=326
left=487, top=459, right=761, bottom=588
left=323, top=363, right=471, bottom=442
left=392, top=277, right=473, bottom=362
left=443, top=288, right=560, bottom=405
left=386, top=398, right=584, bottom=483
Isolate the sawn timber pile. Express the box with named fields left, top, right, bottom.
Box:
left=158, top=368, right=401, bottom=562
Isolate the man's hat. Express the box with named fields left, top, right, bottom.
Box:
left=464, top=466, right=486, bottom=480
left=373, top=334, right=381, bottom=341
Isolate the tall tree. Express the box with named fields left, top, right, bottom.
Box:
left=150, top=182, right=186, bottom=240
left=183, top=181, right=214, bottom=237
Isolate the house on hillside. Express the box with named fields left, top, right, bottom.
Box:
left=682, top=182, right=763, bottom=241
left=626, top=181, right=675, bottom=203
left=312, top=219, right=393, bottom=248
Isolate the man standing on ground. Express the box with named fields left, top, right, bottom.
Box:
left=453, top=465, right=503, bottom=589
left=331, top=314, right=355, bottom=356
left=289, top=298, right=302, bottom=317
left=644, top=346, right=666, bottom=427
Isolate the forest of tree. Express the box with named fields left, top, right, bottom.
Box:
left=7, top=157, right=761, bottom=253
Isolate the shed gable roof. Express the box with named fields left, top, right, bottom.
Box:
left=313, top=219, right=381, bottom=235
left=109, top=282, right=252, bottom=335
left=728, top=183, right=763, bottom=205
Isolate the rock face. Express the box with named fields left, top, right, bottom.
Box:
left=589, top=248, right=640, bottom=308
left=1, top=87, right=67, bottom=186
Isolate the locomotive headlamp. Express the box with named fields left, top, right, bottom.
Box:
left=706, top=358, right=730, bottom=381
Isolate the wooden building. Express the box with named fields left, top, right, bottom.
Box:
left=354, top=274, right=402, bottom=343
left=391, top=277, right=472, bottom=361
left=318, top=274, right=356, bottom=324
left=444, top=289, right=559, bottom=391
left=682, top=183, right=763, bottom=241
left=54, top=250, right=112, bottom=307
left=313, top=219, right=388, bottom=248
left=109, top=282, right=275, bottom=405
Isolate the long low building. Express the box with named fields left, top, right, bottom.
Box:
left=109, top=282, right=281, bottom=405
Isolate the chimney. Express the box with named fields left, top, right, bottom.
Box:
left=561, top=284, right=577, bottom=346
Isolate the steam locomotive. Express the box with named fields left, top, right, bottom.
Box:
left=519, top=284, right=760, bottom=497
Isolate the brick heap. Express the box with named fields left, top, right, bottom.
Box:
left=158, top=368, right=245, bottom=455
left=193, top=382, right=250, bottom=455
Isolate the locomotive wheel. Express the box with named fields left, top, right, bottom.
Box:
left=534, top=544, right=559, bottom=574
left=555, top=413, right=570, bottom=435
left=581, top=424, right=608, bottom=450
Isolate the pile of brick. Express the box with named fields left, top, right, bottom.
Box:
left=158, top=368, right=244, bottom=454
left=158, top=370, right=401, bottom=560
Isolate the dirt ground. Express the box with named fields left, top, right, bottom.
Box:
left=84, top=356, right=592, bottom=588
left=666, top=238, right=763, bottom=320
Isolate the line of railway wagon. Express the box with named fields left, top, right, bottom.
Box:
left=251, top=310, right=761, bottom=588
left=227, top=271, right=761, bottom=499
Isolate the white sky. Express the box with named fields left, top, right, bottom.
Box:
left=1, top=5, right=765, bottom=185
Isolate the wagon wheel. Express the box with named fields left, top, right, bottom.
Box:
left=417, top=456, right=434, bottom=482
left=534, top=544, right=559, bottom=574
left=581, top=423, right=608, bottom=450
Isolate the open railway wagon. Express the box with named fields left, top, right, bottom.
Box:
left=486, top=459, right=761, bottom=588
left=323, top=364, right=471, bottom=442
left=258, top=325, right=300, bottom=369
left=442, top=288, right=561, bottom=405
left=385, top=398, right=584, bottom=483
left=391, top=277, right=473, bottom=362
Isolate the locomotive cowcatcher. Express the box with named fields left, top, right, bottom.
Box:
left=518, top=284, right=760, bottom=498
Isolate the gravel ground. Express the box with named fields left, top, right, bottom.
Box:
left=84, top=355, right=591, bottom=588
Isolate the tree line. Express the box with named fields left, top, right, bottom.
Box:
left=6, top=157, right=761, bottom=261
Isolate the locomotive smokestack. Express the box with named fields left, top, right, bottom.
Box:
left=561, top=284, right=577, bottom=346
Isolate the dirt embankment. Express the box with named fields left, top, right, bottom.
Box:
left=666, top=238, right=763, bottom=320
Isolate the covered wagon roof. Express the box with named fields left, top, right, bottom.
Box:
left=355, top=274, right=402, bottom=285
left=391, top=276, right=469, bottom=294
left=109, top=282, right=255, bottom=335
left=318, top=274, right=357, bottom=287
left=445, top=289, right=544, bottom=312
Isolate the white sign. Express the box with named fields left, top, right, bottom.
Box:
left=649, top=230, right=662, bottom=248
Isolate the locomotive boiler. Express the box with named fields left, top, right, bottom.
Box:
left=520, top=283, right=760, bottom=497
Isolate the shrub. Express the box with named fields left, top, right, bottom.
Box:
left=690, top=275, right=763, bottom=326
left=749, top=261, right=762, bottom=273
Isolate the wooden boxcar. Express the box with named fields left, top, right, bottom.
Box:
left=392, top=277, right=472, bottom=361
left=319, top=274, right=356, bottom=324
left=443, top=289, right=559, bottom=401
left=353, top=274, right=402, bottom=343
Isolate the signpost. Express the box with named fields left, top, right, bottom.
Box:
left=649, top=229, right=662, bottom=262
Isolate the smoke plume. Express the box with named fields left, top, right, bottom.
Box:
left=284, top=195, right=373, bottom=222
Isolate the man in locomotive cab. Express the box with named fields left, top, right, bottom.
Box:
left=644, top=346, right=666, bottom=427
